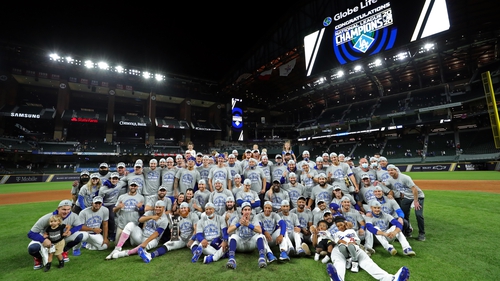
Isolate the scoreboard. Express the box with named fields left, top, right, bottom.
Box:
left=304, top=0, right=451, bottom=76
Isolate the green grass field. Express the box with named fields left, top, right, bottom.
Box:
left=1, top=171, right=499, bottom=281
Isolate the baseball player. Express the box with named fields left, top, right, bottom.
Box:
left=281, top=172, right=305, bottom=208
left=231, top=174, right=244, bottom=199
left=71, top=170, right=90, bottom=208
left=326, top=153, right=358, bottom=194
left=255, top=201, right=290, bottom=262
left=190, top=202, right=229, bottom=264
left=270, top=154, right=286, bottom=183
left=227, top=154, right=242, bottom=187
left=160, top=157, right=178, bottom=202
left=208, top=179, right=234, bottom=216
left=236, top=179, right=261, bottom=213
left=97, top=162, right=111, bottom=182
left=264, top=179, right=290, bottom=212
left=208, top=154, right=232, bottom=191
left=142, top=158, right=162, bottom=196
left=28, top=199, right=84, bottom=269
left=226, top=202, right=267, bottom=269
left=144, top=186, right=173, bottom=215
left=308, top=173, right=334, bottom=210
left=116, top=160, right=146, bottom=195
left=74, top=173, right=101, bottom=214
left=76, top=196, right=110, bottom=251
left=299, top=162, right=318, bottom=199
left=192, top=179, right=211, bottom=218
left=138, top=201, right=199, bottom=263
left=365, top=201, right=416, bottom=257
left=243, top=158, right=266, bottom=197
left=113, top=181, right=145, bottom=241
left=98, top=172, right=121, bottom=241
left=106, top=200, right=169, bottom=260
left=174, top=156, right=201, bottom=196
left=290, top=196, right=313, bottom=247
left=279, top=200, right=307, bottom=256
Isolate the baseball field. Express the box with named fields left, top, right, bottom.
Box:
left=1, top=171, right=499, bottom=281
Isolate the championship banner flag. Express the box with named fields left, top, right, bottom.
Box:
left=259, top=69, right=273, bottom=81
left=279, top=58, right=296, bottom=76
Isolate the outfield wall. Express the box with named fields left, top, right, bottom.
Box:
left=1, top=161, right=498, bottom=184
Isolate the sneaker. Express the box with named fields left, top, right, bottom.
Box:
left=203, top=255, right=214, bottom=264
left=314, top=253, right=320, bottom=261
left=73, top=248, right=81, bottom=256
left=417, top=234, right=426, bottom=241
left=266, top=252, right=277, bottom=263
left=301, top=242, right=311, bottom=256
left=351, top=261, right=359, bottom=273
left=138, top=247, right=152, bottom=263
left=345, top=258, right=352, bottom=269
left=33, top=257, right=43, bottom=270
left=82, top=242, right=87, bottom=248
left=404, top=248, right=416, bottom=257
left=321, top=255, right=330, bottom=264
left=297, top=247, right=305, bottom=257
left=112, top=250, right=128, bottom=259
left=326, top=263, right=343, bottom=281
left=258, top=257, right=267, bottom=268
left=191, top=245, right=203, bottom=263
left=226, top=258, right=237, bottom=269
left=62, top=251, right=70, bottom=262
left=394, top=266, right=410, bottom=281
left=279, top=251, right=290, bottom=261
left=388, top=247, right=397, bottom=256
left=365, top=247, right=376, bottom=255
left=105, top=249, right=119, bottom=260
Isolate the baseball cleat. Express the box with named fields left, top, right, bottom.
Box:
left=203, top=255, right=214, bottom=264
left=327, top=263, right=343, bottom=281
left=297, top=247, right=306, bottom=257
left=279, top=251, right=290, bottom=261
left=226, top=258, right=237, bottom=269
left=350, top=261, right=359, bottom=273
left=191, top=245, right=203, bottom=263
left=394, top=266, right=410, bottom=281
left=62, top=251, right=70, bottom=262
left=388, top=247, right=397, bottom=256
left=258, top=257, right=267, bottom=268
left=105, top=249, right=119, bottom=260
left=138, top=247, right=152, bottom=263
left=301, top=242, right=311, bottom=256
left=404, top=248, right=416, bottom=256
left=33, top=257, right=43, bottom=270
left=266, top=252, right=277, bottom=263
left=73, top=248, right=81, bottom=256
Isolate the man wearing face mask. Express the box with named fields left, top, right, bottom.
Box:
left=71, top=171, right=90, bottom=208
left=98, top=163, right=111, bottom=182
left=352, top=158, right=377, bottom=188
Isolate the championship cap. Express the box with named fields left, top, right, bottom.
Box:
left=241, top=202, right=252, bottom=209
left=93, top=196, right=103, bottom=203
left=275, top=154, right=282, bottom=159
left=374, top=186, right=383, bottom=191
left=379, top=156, right=388, bottom=162
left=228, top=154, right=236, bottom=159
left=330, top=152, right=338, bottom=157
left=340, top=196, right=351, bottom=202
left=338, top=154, right=345, bottom=157
left=387, top=164, right=398, bottom=171
left=202, top=155, right=210, bottom=160
left=232, top=150, right=238, bottom=154
left=150, top=159, right=158, bottom=164
left=345, top=157, right=352, bottom=161
left=117, top=162, right=126, bottom=168
left=370, top=157, right=378, bottom=162
left=322, top=153, right=329, bottom=157
left=244, top=179, right=252, bottom=185
left=158, top=186, right=167, bottom=191
left=80, top=170, right=90, bottom=176
left=249, top=158, right=258, bottom=164
left=273, top=179, right=280, bottom=184
left=155, top=200, right=166, bottom=207
left=253, top=149, right=259, bottom=153
left=159, top=158, right=166, bottom=163
left=317, top=173, right=326, bottom=178
left=333, top=185, right=342, bottom=190
left=317, top=199, right=326, bottom=204
left=245, top=149, right=252, bottom=153
left=99, top=162, right=108, bottom=168
left=90, top=173, right=99, bottom=179
left=233, top=174, right=241, bottom=179
left=369, top=200, right=382, bottom=207
left=316, top=157, right=324, bottom=162
left=297, top=196, right=306, bottom=202
left=110, top=172, right=120, bottom=178
left=58, top=199, right=73, bottom=207
left=130, top=181, right=139, bottom=186
left=205, top=202, right=215, bottom=209
left=329, top=203, right=340, bottom=211
left=302, top=150, right=309, bottom=155
left=289, top=172, right=297, bottom=178
left=288, top=160, right=295, bottom=165
left=226, top=196, right=235, bottom=202
left=323, top=210, right=332, bottom=217
left=134, top=160, right=143, bottom=167
left=176, top=154, right=183, bottom=159
left=263, top=201, right=273, bottom=207
left=198, top=179, right=206, bottom=185
left=179, top=202, right=189, bottom=208
left=281, top=200, right=290, bottom=206
left=261, top=155, right=268, bottom=160
left=214, top=179, right=223, bottom=184
left=197, top=152, right=204, bottom=156
left=361, top=174, right=370, bottom=179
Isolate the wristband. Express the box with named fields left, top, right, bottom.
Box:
left=235, top=223, right=241, bottom=228
left=248, top=224, right=255, bottom=230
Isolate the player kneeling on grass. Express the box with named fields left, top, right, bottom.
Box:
left=226, top=202, right=268, bottom=269
left=138, top=202, right=199, bottom=263
left=189, top=203, right=228, bottom=264
left=105, top=200, right=168, bottom=260
left=28, top=199, right=84, bottom=270
left=365, top=201, right=416, bottom=257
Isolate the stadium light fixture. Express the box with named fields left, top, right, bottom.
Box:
left=97, top=62, right=109, bottom=70
left=155, top=74, right=164, bottom=81
left=337, top=70, right=344, bottom=77
left=354, top=65, right=362, bottom=72
left=84, top=60, right=94, bottom=68
left=49, top=53, right=60, bottom=61
left=115, top=66, right=124, bottom=73
left=143, top=71, right=151, bottom=79
left=66, top=57, right=74, bottom=64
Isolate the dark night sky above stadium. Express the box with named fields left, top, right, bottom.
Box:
left=3, top=3, right=294, bottom=82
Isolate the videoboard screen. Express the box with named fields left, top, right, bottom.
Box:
left=304, top=0, right=450, bottom=76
